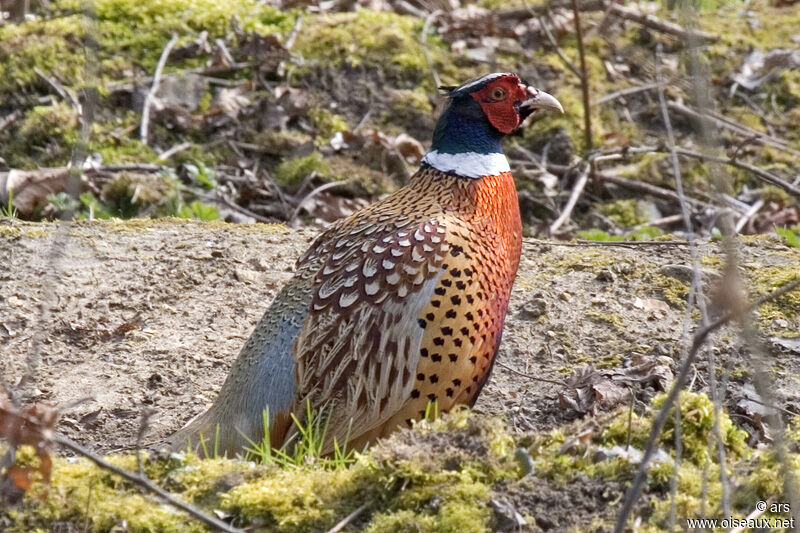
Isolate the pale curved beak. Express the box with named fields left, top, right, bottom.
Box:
left=521, top=87, right=564, bottom=114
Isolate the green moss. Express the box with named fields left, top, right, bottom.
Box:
left=273, top=152, right=330, bottom=188
left=223, top=463, right=374, bottom=531
left=653, top=392, right=750, bottom=463
left=390, top=88, right=433, bottom=116
left=0, top=0, right=294, bottom=94
left=600, top=199, right=649, bottom=227
left=0, top=14, right=87, bottom=93
left=585, top=310, right=624, bottom=331
left=700, top=254, right=723, bottom=267
left=308, top=107, right=349, bottom=144
left=3, top=410, right=517, bottom=532
left=746, top=261, right=800, bottom=333
left=555, top=249, right=618, bottom=273
left=326, top=156, right=398, bottom=196
left=651, top=274, right=690, bottom=307
left=293, top=10, right=447, bottom=89
left=253, top=129, right=314, bottom=156
left=8, top=103, right=80, bottom=168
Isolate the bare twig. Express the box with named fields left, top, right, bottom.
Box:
left=421, top=10, right=443, bottom=92
left=158, top=142, right=193, bottom=162
left=550, top=162, right=590, bottom=233
left=579, top=144, right=800, bottom=198
left=602, top=2, right=719, bottom=43
left=324, top=503, right=369, bottom=533
left=216, top=191, right=277, bottom=223
left=523, top=238, right=689, bottom=247
left=656, top=40, right=731, bottom=522
left=135, top=409, right=155, bottom=476
left=537, top=11, right=582, bottom=80
left=734, top=199, right=765, bottom=233
left=0, top=110, right=22, bottom=134
left=596, top=81, right=666, bottom=105
left=594, top=171, right=709, bottom=211
left=34, top=67, right=82, bottom=113
left=496, top=361, right=566, bottom=386
left=53, top=434, right=244, bottom=533
left=667, top=101, right=800, bottom=159
left=140, top=34, right=178, bottom=146
left=612, top=277, right=800, bottom=533
left=570, top=0, right=593, bottom=154
left=671, top=146, right=800, bottom=198
left=290, top=178, right=353, bottom=227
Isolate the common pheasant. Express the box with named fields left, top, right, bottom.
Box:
left=167, top=73, right=563, bottom=456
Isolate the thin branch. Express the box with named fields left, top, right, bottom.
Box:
left=593, top=171, right=709, bottom=211
left=34, top=67, right=82, bottom=113
left=537, top=11, right=582, bottom=80
left=602, top=1, right=719, bottom=43
left=53, top=434, right=244, bottom=533
left=290, top=178, right=353, bottom=227
left=667, top=101, right=800, bottom=159
left=420, top=10, right=443, bottom=92
left=734, top=199, right=764, bottom=233
left=495, top=361, right=566, bottom=386
left=612, top=277, right=800, bottom=532
left=216, top=191, right=277, bottom=223
left=0, top=110, right=22, bottom=134
left=140, top=34, right=178, bottom=146
left=596, top=81, right=666, bottom=105
left=158, top=142, right=193, bottom=162
left=550, top=162, right=590, bottom=233
left=656, top=40, right=730, bottom=519
left=577, top=144, right=800, bottom=198
left=324, top=503, right=369, bottom=533
left=523, top=238, right=689, bottom=247
left=671, top=146, right=800, bottom=198
left=570, top=0, right=593, bottom=154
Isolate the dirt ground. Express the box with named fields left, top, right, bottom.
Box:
left=1, top=218, right=799, bottom=456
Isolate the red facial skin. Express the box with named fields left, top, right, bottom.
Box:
left=470, top=75, right=530, bottom=134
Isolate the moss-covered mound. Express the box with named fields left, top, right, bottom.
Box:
left=3, top=394, right=799, bottom=532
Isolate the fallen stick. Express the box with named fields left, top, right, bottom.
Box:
left=140, top=34, right=178, bottom=146
left=604, top=2, right=718, bottom=43
left=667, top=101, right=800, bottom=158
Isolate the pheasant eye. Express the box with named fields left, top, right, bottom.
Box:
left=490, top=87, right=506, bottom=100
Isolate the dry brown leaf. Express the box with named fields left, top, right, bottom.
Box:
left=559, top=359, right=673, bottom=415
left=0, top=394, right=58, bottom=495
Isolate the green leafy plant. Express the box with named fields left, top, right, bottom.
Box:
left=177, top=201, right=220, bottom=221
left=776, top=226, right=800, bottom=248
left=78, top=192, right=113, bottom=220
left=243, top=401, right=356, bottom=470
left=183, top=162, right=218, bottom=190
left=1, top=188, right=17, bottom=218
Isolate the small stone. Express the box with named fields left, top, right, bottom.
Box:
left=771, top=318, right=789, bottom=329
left=234, top=268, right=260, bottom=284
left=491, top=498, right=527, bottom=531
left=658, top=264, right=694, bottom=283
left=596, top=269, right=616, bottom=282
left=521, top=298, right=547, bottom=319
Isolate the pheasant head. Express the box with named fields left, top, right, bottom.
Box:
left=423, top=72, right=563, bottom=179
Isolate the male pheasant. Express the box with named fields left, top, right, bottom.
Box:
left=167, top=73, right=563, bottom=455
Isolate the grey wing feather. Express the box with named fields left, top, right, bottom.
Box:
left=164, top=274, right=312, bottom=455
